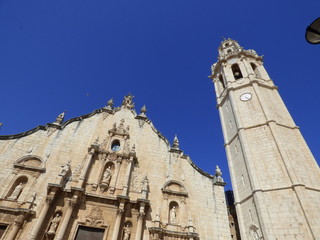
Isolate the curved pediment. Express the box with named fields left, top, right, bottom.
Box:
left=161, top=180, right=188, bottom=196
left=14, top=155, right=45, bottom=173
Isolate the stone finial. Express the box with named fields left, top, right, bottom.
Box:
left=107, top=98, right=114, bottom=107
left=121, top=94, right=135, bottom=110
left=53, top=112, right=65, bottom=125
left=213, top=165, right=224, bottom=183
left=139, top=105, right=147, bottom=117
left=171, top=135, right=180, bottom=150
left=105, top=98, right=114, bottom=110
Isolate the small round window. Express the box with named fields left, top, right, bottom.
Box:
left=225, top=43, right=230, bottom=47
left=111, top=140, right=120, bottom=151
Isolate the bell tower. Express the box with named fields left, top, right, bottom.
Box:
left=211, top=39, right=320, bottom=240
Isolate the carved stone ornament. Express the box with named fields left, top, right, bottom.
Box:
left=13, top=155, right=45, bottom=173
left=47, top=214, right=61, bottom=235
left=121, top=94, right=135, bottom=110
left=46, top=196, right=54, bottom=205
left=85, top=206, right=104, bottom=226
left=108, top=152, right=118, bottom=161
left=170, top=206, right=177, bottom=223
left=213, top=165, right=224, bottom=183
left=138, top=105, right=147, bottom=118
left=68, top=198, right=78, bottom=208
left=8, top=183, right=25, bottom=200
left=141, top=175, right=149, bottom=199
left=59, top=160, right=71, bottom=177
left=249, top=224, right=261, bottom=240
left=104, top=98, right=114, bottom=111
left=53, top=112, right=65, bottom=125
left=117, top=209, right=124, bottom=216
left=109, top=119, right=130, bottom=136
left=122, top=224, right=131, bottom=240
left=130, top=167, right=140, bottom=192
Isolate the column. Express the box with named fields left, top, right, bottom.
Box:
left=78, top=149, right=95, bottom=188
left=122, top=157, right=133, bottom=196
left=109, top=158, right=122, bottom=194
left=111, top=210, right=124, bottom=240
left=135, top=213, right=144, bottom=240
left=55, top=198, right=77, bottom=240
left=30, top=195, right=53, bottom=240
left=7, top=214, right=25, bottom=240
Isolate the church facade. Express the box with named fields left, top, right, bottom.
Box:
left=211, top=39, right=320, bottom=240
left=0, top=95, right=231, bottom=239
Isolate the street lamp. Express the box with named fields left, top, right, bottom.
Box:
left=306, top=17, right=320, bottom=44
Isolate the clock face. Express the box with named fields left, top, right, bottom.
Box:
left=240, top=93, right=252, bottom=101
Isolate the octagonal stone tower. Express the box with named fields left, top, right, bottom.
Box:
left=210, top=39, right=320, bottom=240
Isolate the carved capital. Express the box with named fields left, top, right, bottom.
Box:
left=138, top=212, right=145, bottom=220
left=117, top=209, right=124, bottom=216
left=14, top=215, right=25, bottom=226
left=46, top=196, right=54, bottom=205
left=66, top=198, right=78, bottom=208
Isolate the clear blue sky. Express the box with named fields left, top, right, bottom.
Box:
left=1, top=0, right=319, bottom=189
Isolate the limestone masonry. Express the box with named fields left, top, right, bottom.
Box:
left=0, top=94, right=230, bottom=240
left=0, top=39, right=319, bottom=240
left=211, top=39, right=320, bottom=240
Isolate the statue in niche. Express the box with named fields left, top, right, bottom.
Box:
left=123, top=224, right=131, bottom=240
left=170, top=206, right=177, bottom=223
left=101, top=166, right=112, bottom=185
left=141, top=175, right=148, bottom=192
left=8, top=183, right=24, bottom=200
left=48, top=214, right=61, bottom=234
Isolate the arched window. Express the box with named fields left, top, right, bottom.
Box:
left=250, top=62, right=262, bottom=78
left=219, top=74, right=225, bottom=89
left=111, top=140, right=120, bottom=151
left=231, top=64, right=243, bottom=80
left=250, top=63, right=257, bottom=72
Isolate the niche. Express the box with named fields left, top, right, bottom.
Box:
left=99, top=162, right=115, bottom=192
left=47, top=211, right=62, bottom=235
left=6, top=176, right=28, bottom=201
left=231, top=64, right=243, bottom=80
left=122, top=221, right=132, bottom=240
left=168, top=201, right=179, bottom=224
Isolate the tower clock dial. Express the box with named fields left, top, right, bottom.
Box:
left=240, top=93, right=252, bottom=101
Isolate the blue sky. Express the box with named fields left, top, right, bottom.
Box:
left=0, top=0, right=320, bottom=189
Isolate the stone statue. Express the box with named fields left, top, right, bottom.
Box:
left=123, top=224, right=131, bottom=240
left=102, top=166, right=112, bottom=185
left=8, top=183, right=24, bottom=200
left=141, top=175, right=148, bottom=192
left=170, top=206, right=176, bottom=223
left=48, top=214, right=61, bottom=234
left=122, top=94, right=134, bottom=110
left=60, top=161, right=70, bottom=176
